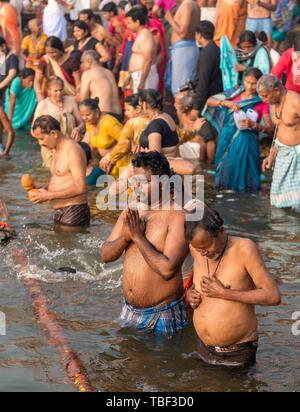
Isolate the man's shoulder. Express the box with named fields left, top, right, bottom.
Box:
left=231, top=237, right=258, bottom=254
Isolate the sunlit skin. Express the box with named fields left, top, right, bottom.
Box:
left=79, top=105, right=100, bottom=126
left=124, top=102, right=142, bottom=120
left=258, top=88, right=282, bottom=106
left=79, top=13, right=89, bottom=24
left=32, top=127, right=58, bottom=150
left=73, top=27, right=88, bottom=42
left=48, top=84, right=64, bottom=104
left=125, top=17, right=139, bottom=34
left=45, top=46, right=63, bottom=61
left=235, top=41, right=256, bottom=72
left=190, top=228, right=228, bottom=261
left=21, top=75, right=34, bottom=89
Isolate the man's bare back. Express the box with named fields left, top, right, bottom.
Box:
left=81, top=67, right=122, bottom=115
left=129, top=28, right=157, bottom=73
left=49, top=139, right=88, bottom=209
left=191, top=237, right=261, bottom=346
left=272, top=91, right=300, bottom=146
left=171, top=0, right=200, bottom=44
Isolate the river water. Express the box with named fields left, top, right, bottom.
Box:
left=0, top=132, right=299, bottom=392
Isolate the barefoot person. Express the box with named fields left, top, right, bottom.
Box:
left=257, top=74, right=300, bottom=211
left=126, top=7, right=159, bottom=93
left=165, top=0, right=200, bottom=96
left=80, top=50, right=122, bottom=121
left=30, top=115, right=90, bottom=227
left=185, top=202, right=281, bottom=367
left=101, top=151, right=189, bottom=335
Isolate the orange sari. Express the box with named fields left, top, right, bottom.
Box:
left=0, top=3, right=21, bottom=54
left=214, top=0, right=247, bottom=48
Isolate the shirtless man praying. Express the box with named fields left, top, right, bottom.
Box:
left=101, top=151, right=189, bottom=335
left=258, top=75, right=300, bottom=211
left=30, top=115, right=90, bottom=227
left=126, top=8, right=159, bottom=93
left=185, top=202, right=281, bottom=367
left=80, top=50, right=122, bottom=122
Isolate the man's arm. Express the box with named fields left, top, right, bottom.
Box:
left=165, top=4, right=193, bottom=39
left=201, top=240, right=281, bottom=305
left=31, top=145, right=87, bottom=203
left=79, top=73, right=91, bottom=101
left=127, top=210, right=189, bottom=280
left=0, top=69, right=17, bottom=90
left=256, top=0, right=277, bottom=12
left=100, top=210, right=131, bottom=262
left=193, top=51, right=215, bottom=113
left=138, top=34, right=154, bottom=90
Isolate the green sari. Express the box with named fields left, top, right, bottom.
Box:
left=5, top=77, right=37, bottom=129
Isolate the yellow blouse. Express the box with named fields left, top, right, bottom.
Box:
left=21, top=33, right=48, bottom=71
left=86, top=114, right=123, bottom=150
left=109, top=116, right=150, bottom=164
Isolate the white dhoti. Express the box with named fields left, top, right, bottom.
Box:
left=43, top=0, right=67, bottom=41
left=131, top=64, right=159, bottom=93
left=179, top=142, right=200, bottom=160
left=201, top=7, right=216, bottom=24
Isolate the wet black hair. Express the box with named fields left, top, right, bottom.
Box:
left=91, top=14, right=103, bottom=25
left=79, top=9, right=94, bottom=20
left=102, top=2, right=118, bottom=15
left=238, top=30, right=257, bottom=47
left=32, top=115, right=61, bottom=133
left=79, top=97, right=100, bottom=112
left=18, top=68, right=35, bottom=79
left=126, top=7, right=147, bottom=25
left=257, top=31, right=268, bottom=44
left=184, top=204, right=224, bottom=240
left=118, top=0, right=128, bottom=10
left=45, top=36, right=65, bottom=53
left=0, top=36, right=8, bottom=52
left=244, top=67, right=263, bottom=80
left=132, top=151, right=173, bottom=177
left=124, top=93, right=140, bottom=108
left=139, top=89, right=163, bottom=111
left=78, top=141, right=92, bottom=165
left=195, top=20, right=215, bottom=40
left=73, top=20, right=90, bottom=35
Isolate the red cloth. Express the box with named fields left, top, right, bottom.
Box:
left=147, top=14, right=167, bottom=93
left=272, top=48, right=300, bottom=94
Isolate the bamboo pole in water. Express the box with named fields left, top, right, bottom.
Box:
left=10, top=249, right=97, bottom=392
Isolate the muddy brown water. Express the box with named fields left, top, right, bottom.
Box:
left=0, top=132, right=299, bottom=391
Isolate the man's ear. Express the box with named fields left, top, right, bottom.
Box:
left=50, top=130, right=59, bottom=140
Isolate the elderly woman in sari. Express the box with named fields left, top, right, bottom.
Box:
left=33, top=76, right=84, bottom=168
left=21, top=19, right=48, bottom=72
left=205, top=67, right=274, bottom=191
left=34, top=36, right=81, bottom=102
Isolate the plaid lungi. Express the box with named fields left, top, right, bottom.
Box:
left=271, top=141, right=300, bottom=209
left=119, top=296, right=188, bottom=335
